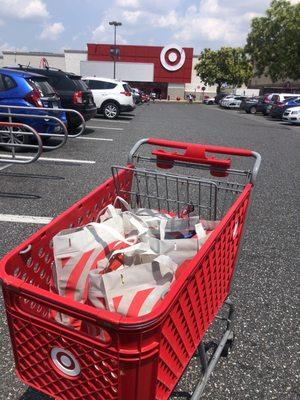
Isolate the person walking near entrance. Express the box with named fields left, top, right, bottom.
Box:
left=150, top=91, right=156, bottom=102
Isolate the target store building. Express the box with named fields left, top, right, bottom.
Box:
left=80, top=43, right=194, bottom=99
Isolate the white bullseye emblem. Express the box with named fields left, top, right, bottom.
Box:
left=51, top=347, right=81, bottom=377
left=160, top=44, right=186, bottom=71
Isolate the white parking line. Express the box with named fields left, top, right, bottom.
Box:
left=0, top=154, right=95, bottom=164
left=0, top=214, right=53, bottom=224
left=91, top=119, right=131, bottom=124
left=86, top=125, right=124, bottom=131
left=0, top=163, right=12, bottom=171
left=76, top=137, right=113, bottom=142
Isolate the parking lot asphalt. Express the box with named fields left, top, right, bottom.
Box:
left=0, top=103, right=299, bottom=400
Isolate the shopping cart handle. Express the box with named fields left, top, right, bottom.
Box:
left=128, top=138, right=261, bottom=183
left=147, top=138, right=253, bottom=158
left=151, top=147, right=231, bottom=168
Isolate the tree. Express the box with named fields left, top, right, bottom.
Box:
left=194, top=47, right=253, bottom=93
left=245, top=0, right=300, bottom=82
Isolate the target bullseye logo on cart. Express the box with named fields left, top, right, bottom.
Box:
left=160, top=44, right=186, bottom=71
left=51, top=347, right=81, bottom=377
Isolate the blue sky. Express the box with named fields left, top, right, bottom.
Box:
left=0, top=0, right=298, bottom=54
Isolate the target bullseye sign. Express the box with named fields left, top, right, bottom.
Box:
left=51, top=347, right=81, bottom=377
left=160, top=44, right=186, bottom=71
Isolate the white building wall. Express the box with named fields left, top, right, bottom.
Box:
left=65, top=50, right=87, bottom=75
left=1, top=52, right=66, bottom=70
left=80, top=60, right=154, bottom=81
left=185, top=56, right=218, bottom=96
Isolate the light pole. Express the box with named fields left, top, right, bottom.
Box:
left=109, top=21, right=122, bottom=79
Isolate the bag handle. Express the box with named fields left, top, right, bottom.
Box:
left=96, top=197, right=150, bottom=237
left=114, top=196, right=133, bottom=211
left=99, top=241, right=154, bottom=273
left=84, top=223, right=138, bottom=247
left=96, top=196, right=131, bottom=223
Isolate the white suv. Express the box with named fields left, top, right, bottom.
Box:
left=82, top=77, right=135, bottom=119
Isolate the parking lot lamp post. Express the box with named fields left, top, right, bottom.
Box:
left=109, top=21, right=122, bottom=79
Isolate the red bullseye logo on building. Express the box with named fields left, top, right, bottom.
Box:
left=160, top=44, right=186, bottom=71
left=51, top=347, right=81, bottom=377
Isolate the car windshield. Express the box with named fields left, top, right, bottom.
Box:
left=27, top=77, right=56, bottom=96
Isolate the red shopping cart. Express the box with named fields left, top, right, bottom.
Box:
left=0, top=138, right=261, bottom=400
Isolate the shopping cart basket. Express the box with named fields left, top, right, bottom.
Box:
left=0, top=138, right=261, bottom=400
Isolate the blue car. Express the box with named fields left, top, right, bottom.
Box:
left=0, top=68, right=67, bottom=144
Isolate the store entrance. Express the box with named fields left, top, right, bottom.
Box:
left=128, top=82, right=168, bottom=99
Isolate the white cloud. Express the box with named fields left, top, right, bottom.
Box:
left=92, top=22, right=127, bottom=44
left=0, top=41, right=28, bottom=52
left=153, top=10, right=178, bottom=28
left=39, top=22, right=65, bottom=40
left=89, top=0, right=292, bottom=52
left=0, top=0, right=49, bottom=20
left=166, top=1, right=272, bottom=48
left=92, top=23, right=106, bottom=37
left=123, top=10, right=141, bottom=24
left=241, top=12, right=263, bottom=22
left=116, top=0, right=139, bottom=7
left=0, top=42, right=14, bottom=51
left=200, top=0, right=221, bottom=14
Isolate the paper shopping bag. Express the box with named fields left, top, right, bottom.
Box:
left=51, top=219, right=142, bottom=327
left=88, top=255, right=178, bottom=318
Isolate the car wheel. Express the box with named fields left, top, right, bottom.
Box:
left=103, top=102, right=120, bottom=119
left=0, top=125, right=31, bottom=151
left=249, top=106, right=257, bottom=114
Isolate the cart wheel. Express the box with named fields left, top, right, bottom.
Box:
left=221, top=332, right=235, bottom=357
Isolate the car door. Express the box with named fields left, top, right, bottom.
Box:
left=0, top=73, right=17, bottom=104
left=85, top=80, right=108, bottom=109
left=0, top=73, right=23, bottom=113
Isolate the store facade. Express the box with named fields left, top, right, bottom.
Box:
left=80, top=43, right=194, bottom=99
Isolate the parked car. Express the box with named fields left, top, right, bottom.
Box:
left=222, top=96, right=247, bottom=109
left=269, top=93, right=300, bottom=103
left=242, top=95, right=275, bottom=115
left=83, top=77, right=135, bottom=119
left=130, top=87, right=141, bottom=104
left=203, top=96, right=215, bottom=105
left=282, top=106, right=300, bottom=124
left=8, top=66, right=96, bottom=129
left=270, top=97, right=300, bottom=119
left=214, top=93, right=228, bottom=104
left=242, top=96, right=263, bottom=114
left=219, top=95, right=236, bottom=107
left=261, top=93, right=300, bottom=116
left=0, top=68, right=67, bottom=145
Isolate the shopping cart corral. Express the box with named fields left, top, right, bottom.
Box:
left=0, top=105, right=86, bottom=196
left=0, top=138, right=261, bottom=400
left=0, top=104, right=85, bottom=155
left=0, top=121, right=43, bottom=164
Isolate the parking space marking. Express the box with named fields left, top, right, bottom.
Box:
left=0, top=154, right=95, bottom=164
left=85, top=125, right=124, bottom=131
left=0, top=163, right=12, bottom=171
left=91, top=119, right=131, bottom=124
left=76, top=137, right=113, bottom=142
left=0, top=214, right=52, bottom=224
